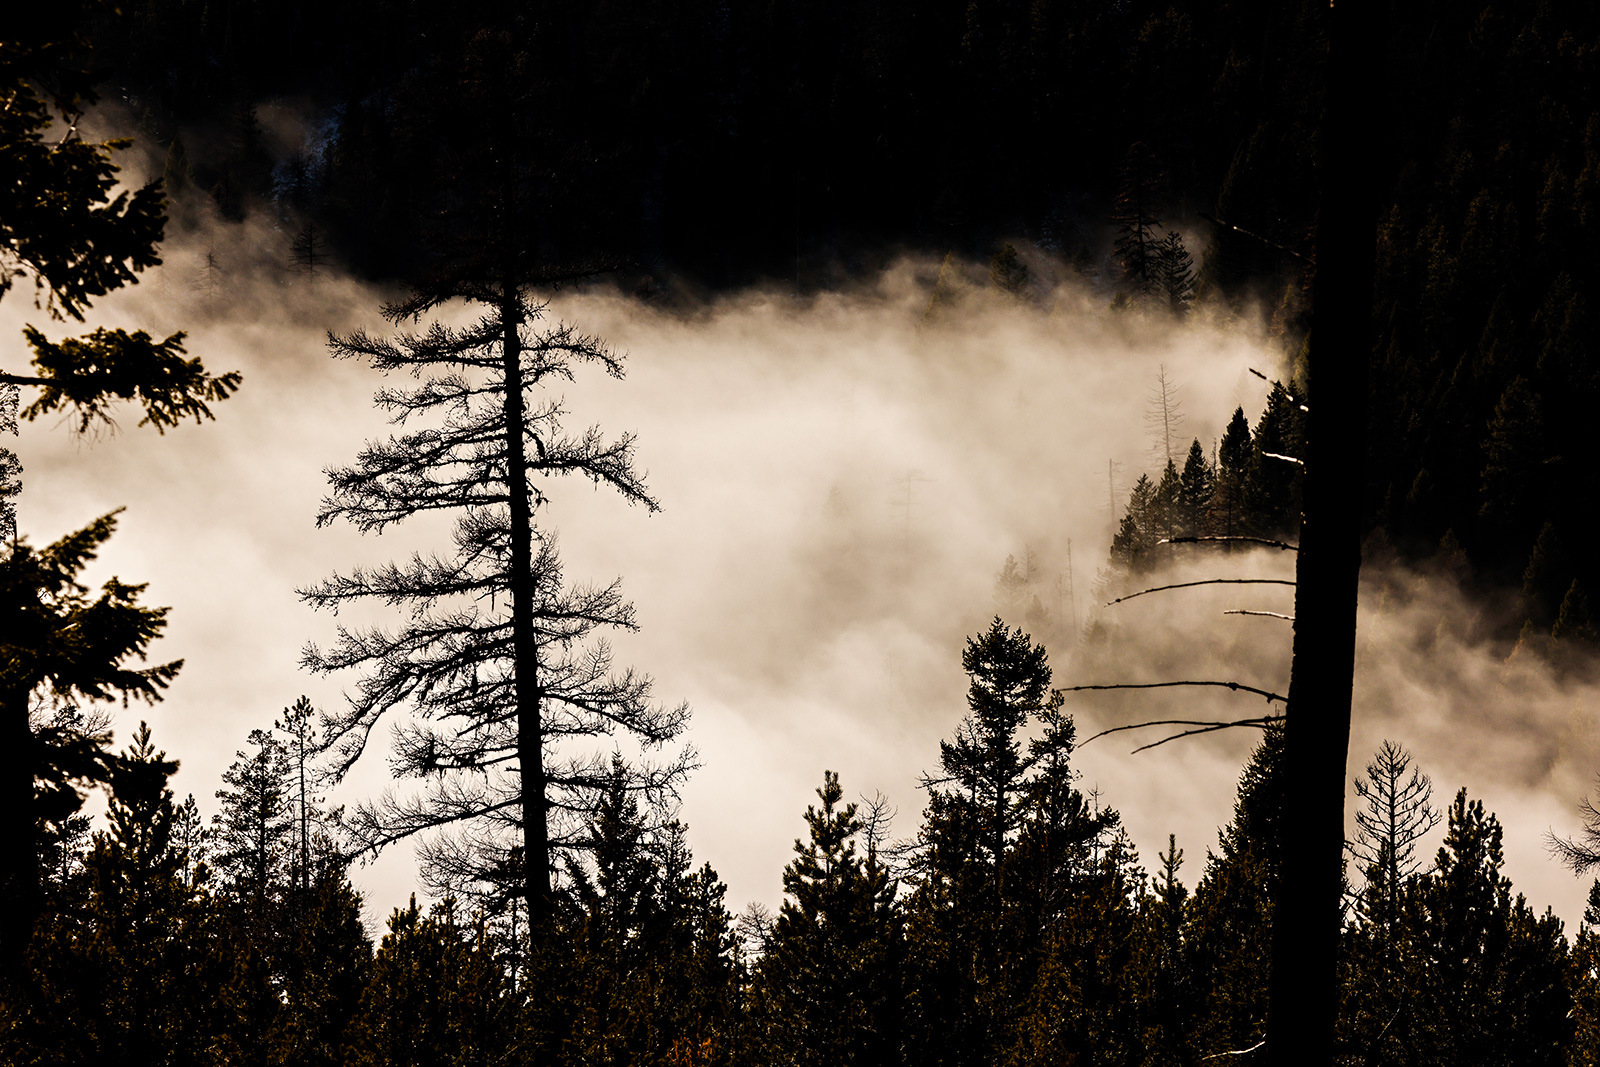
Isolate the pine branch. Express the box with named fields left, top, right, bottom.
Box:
left=1107, top=578, right=1296, bottom=605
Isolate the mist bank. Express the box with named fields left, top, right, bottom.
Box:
left=7, top=225, right=1597, bottom=927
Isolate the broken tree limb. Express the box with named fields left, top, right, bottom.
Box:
left=1083, top=715, right=1280, bottom=745
left=1201, top=212, right=1306, bottom=261
left=1064, top=680, right=1287, bottom=704
left=1263, top=451, right=1304, bottom=466
left=1224, top=609, right=1295, bottom=621
left=1159, top=535, right=1299, bottom=552
left=1107, top=578, right=1296, bottom=605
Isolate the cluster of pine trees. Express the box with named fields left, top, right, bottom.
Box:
left=1110, top=381, right=1306, bottom=573
left=1104, top=367, right=1600, bottom=655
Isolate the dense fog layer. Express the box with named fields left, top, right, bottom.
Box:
left=7, top=211, right=1596, bottom=928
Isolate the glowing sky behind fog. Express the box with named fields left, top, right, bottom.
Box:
left=6, top=219, right=1599, bottom=932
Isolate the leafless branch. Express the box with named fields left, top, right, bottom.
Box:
left=1064, top=680, right=1287, bottom=703
left=1107, top=578, right=1296, bottom=605
left=1129, top=720, right=1279, bottom=753
left=1263, top=451, right=1304, bottom=466
left=1246, top=368, right=1308, bottom=410
left=1224, top=609, right=1294, bottom=621
left=1201, top=1040, right=1266, bottom=1060
left=1083, top=716, right=1280, bottom=747
left=1159, top=535, right=1298, bottom=552
left=1202, top=211, right=1305, bottom=261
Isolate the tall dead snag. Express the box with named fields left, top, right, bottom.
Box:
left=1264, top=0, right=1382, bottom=1062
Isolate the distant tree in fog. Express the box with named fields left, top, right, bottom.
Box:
left=1144, top=364, right=1185, bottom=469
left=1111, top=142, right=1165, bottom=299
left=1347, top=740, right=1439, bottom=936
left=1155, top=231, right=1197, bottom=313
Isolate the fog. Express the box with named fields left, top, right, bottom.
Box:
left=6, top=208, right=1597, bottom=930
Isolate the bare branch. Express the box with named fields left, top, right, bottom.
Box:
left=1130, top=720, right=1279, bottom=753
left=1201, top=1040, right=1266, bottom=1060
left=1159, top=535, right=1299, bottom=552
left=1224, top=609, right=1294, bottom=621
left=1263, top=451, right=1304, bottom=466
left=1108, top=578, right=1296, bottom=605
left=1064, top=680, right=1287, bottom=703
left=1202, top=210, right=1306, bottom=260
left=1083, top=716, right=1280, bottom=747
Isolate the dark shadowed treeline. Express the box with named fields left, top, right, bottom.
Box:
left=5, top=640, right=1600, bottom=1065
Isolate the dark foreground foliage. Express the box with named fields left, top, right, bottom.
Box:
left=6, top=630, right=1600, bottom=1066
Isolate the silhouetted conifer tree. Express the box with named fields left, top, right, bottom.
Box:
left=748, top=770, right=900, bottom=1067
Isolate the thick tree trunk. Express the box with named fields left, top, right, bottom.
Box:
left=502, top=291, right=553, bottom=937
left=1265, top=1, right=1382, bottom=1063
left=0, top=690, right=36, bottom=984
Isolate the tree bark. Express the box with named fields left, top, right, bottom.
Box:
left=1264, top=0, right=1382, bottom=1062
left=0, top=689, right=36, bottom=985
left=502, top=291, right=553, bottom=937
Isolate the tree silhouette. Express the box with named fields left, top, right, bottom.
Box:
left=302, top=301, right=689, bottom=938
left=0, top=19, right=239, bottom=432
left=1264, top=0, right=1383, bottom=1058
left=1348, top=740, right=1439, bottom=938
left=0, top=513, right=181, bottom=977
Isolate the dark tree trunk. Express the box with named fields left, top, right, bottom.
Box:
left=0, top=689, right=36, bottom=984
left=1265, top=0, right=1383, bottom=1063
left=502, top=291, right=552, bottom=937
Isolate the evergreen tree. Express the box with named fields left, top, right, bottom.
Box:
left=1187, top=726, right=1283, bottom=1058
left=1347, top=740, right=1439, bottom=938
left=1242, top=381, right=1305, bottom=535
left=1177, top=439, right=1214, bottom=537
left=1110, top=474, right=1158, bottom=573
left=0, top=13, right=239, bottom=434
left=345, top=898, right=521, bottom=1067
left=11, top=724, right=269, bottom=1065
left=212, top=728, right=292, bottom=911
left=270, top=861, right=373, bottom=1067
left=1155, top=230, right=1197, bottom=314
left=1393, top=790, right=1573, bottom=1066
left=988, top=243, right=1029, bottom=296
left=275, top=695, right=329, bottom=892
left=1009, top=832, right=1146, bottom=1067
left=1112, top=142, right=1166, bottom=299
left=1212, top=408, right=1252, bottom=540
left=748, top=771, right=900, bottom=1067
left=301, top=27, right=690, bottom=937
left=0, top=512, right=181, bottom=977
left=1150, top=459, right=1182, bottom=543
left=903, top=619, right=1109, bottom=1065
